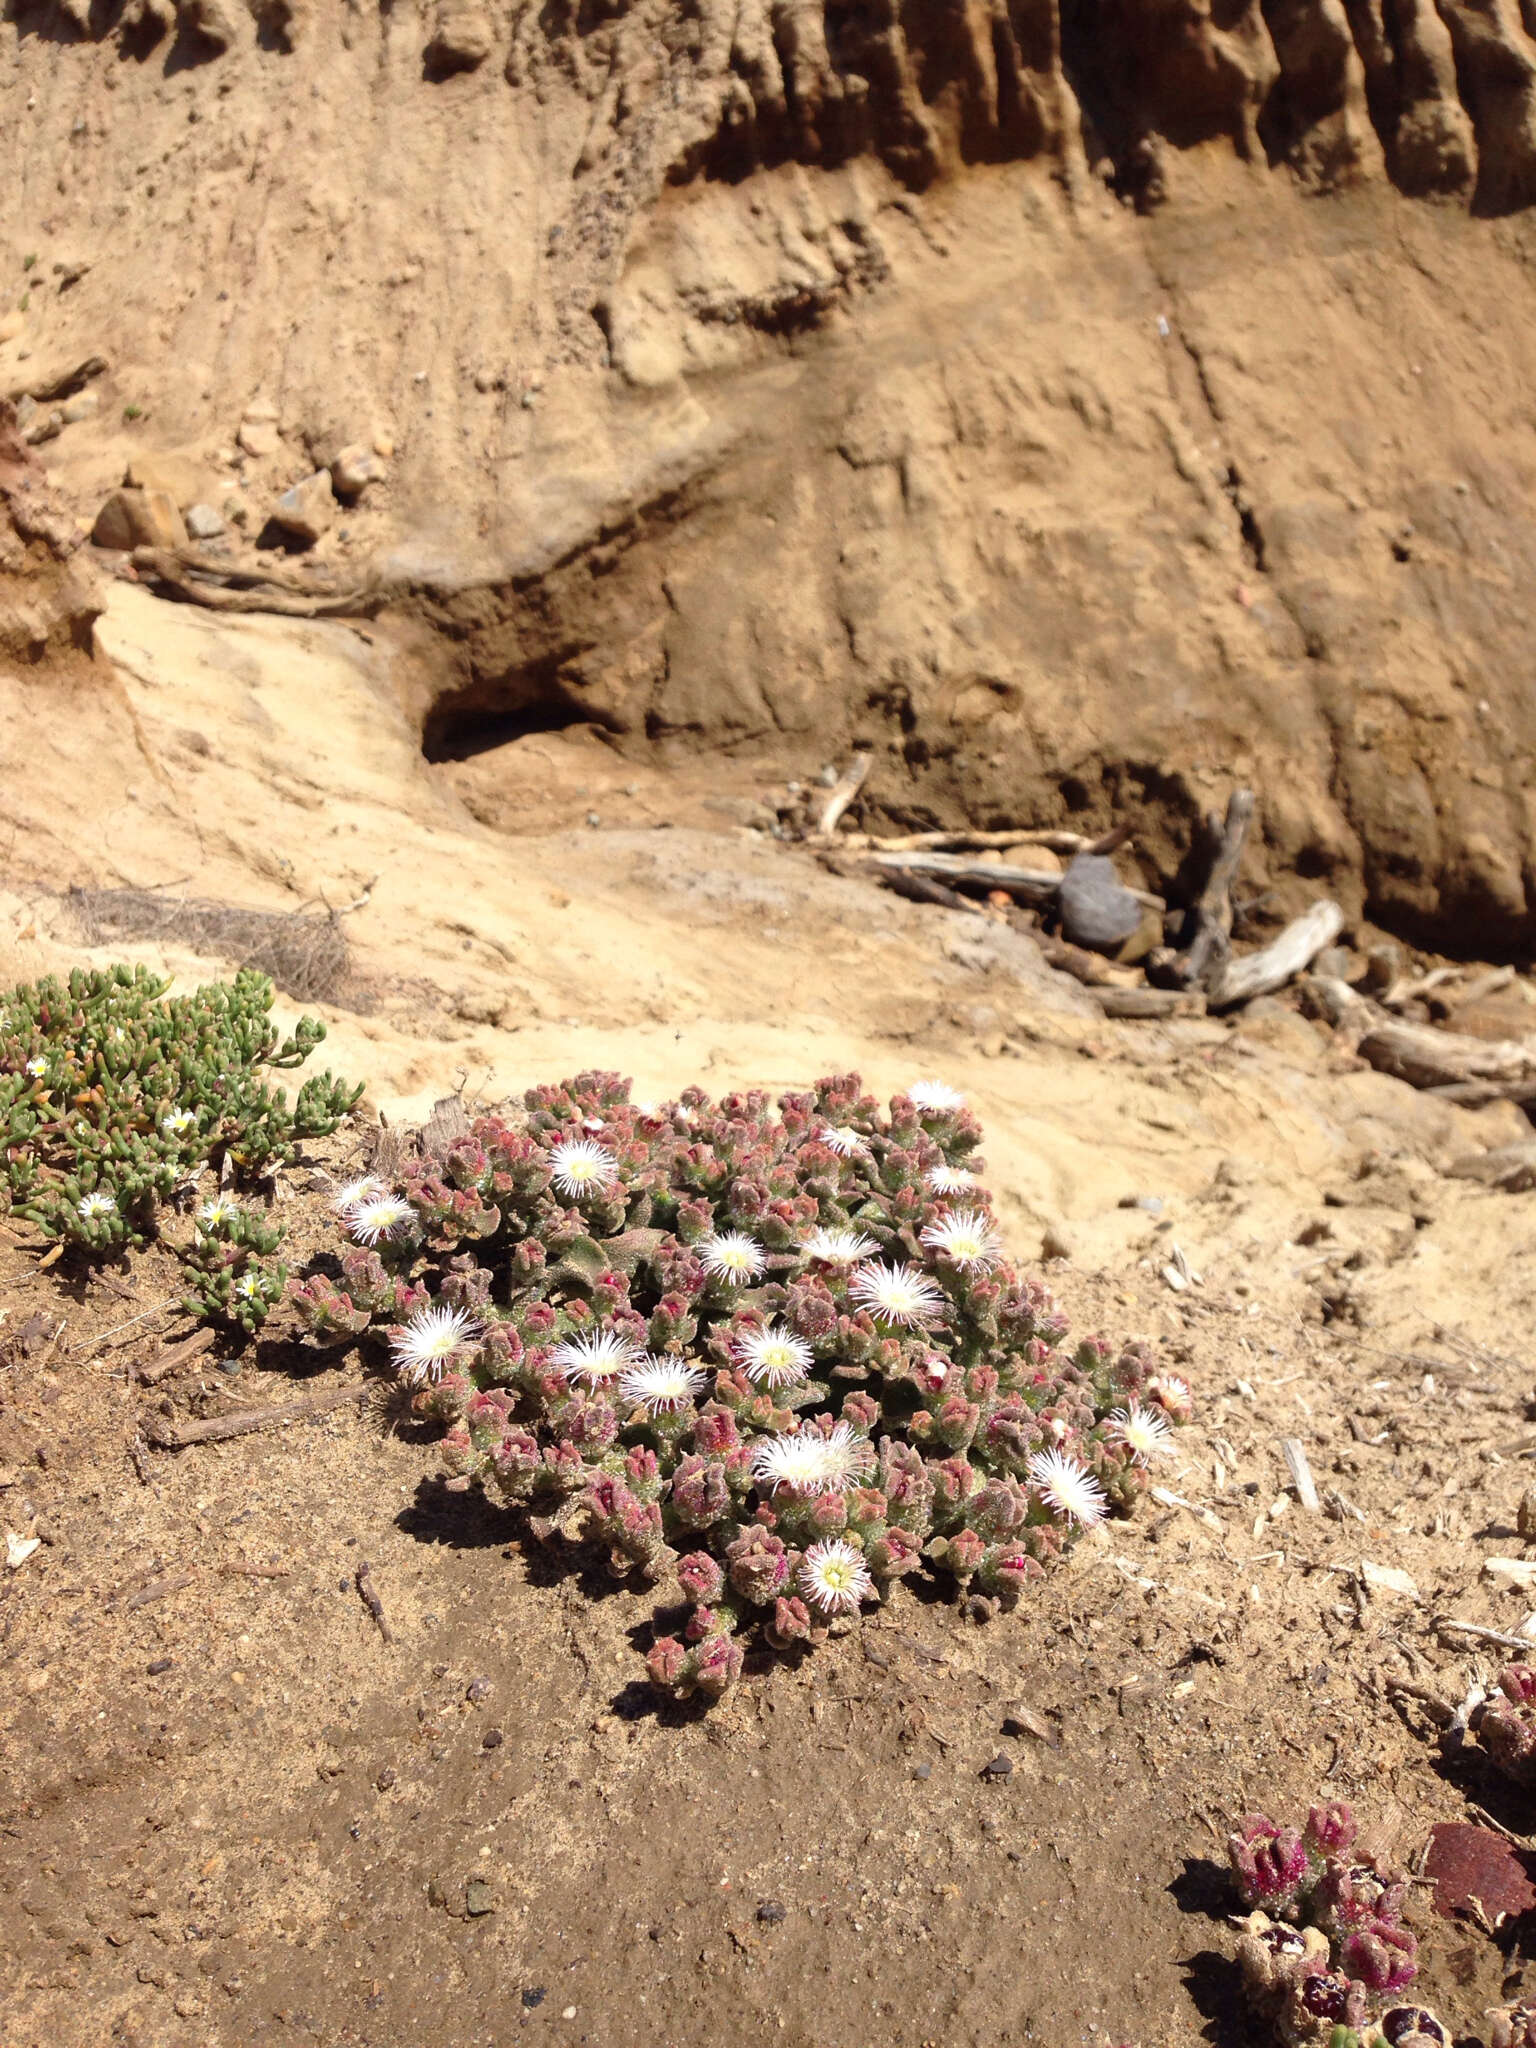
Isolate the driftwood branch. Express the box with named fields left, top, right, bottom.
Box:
left=1357, top=1018, right=1536, bottom=1092
left=1178, top=788, right=1254, bottom=989
left=142, top=1382, right=365, bottom=1449
left=862, top=850, right=1164, bottom=912
left=130, top=547, right=384, bottom=619
left=1092, top=985, right=1209, bottom=1019
left=1039, top=938, right=1143, bottom=989
left=844, top=827, right=1093, bottom=856
left=1208, top=899, right=1344, bottom=1007
left=814, top=755, right=872, bottom=836
left=878, top=867, right=982, bottom=913
left=137, top=1327, right=218, bottom=1386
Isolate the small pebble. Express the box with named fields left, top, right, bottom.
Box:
left=1117, top=1193, right=1163, bottom=1214
left=522, top=1987, right=547, bottom=2009
left=482, top=1728, right=504, bottom=1750
left=911, top=1761, right=931, bottom=1781
left=465, top=1676, right=491, bottom=1702
left=981, top=1752, right=1014, bottom=1780
left=1040, top=1223, right=1073, bottom=1262
left=464, top=1879, right=496, bottom=1917
left=146, top=1658, right=173, bottom=1676
left=562, top=2007, right=577, bottom=2021
left=374, top=1765, right=397, bottom=1791
left=756, top=1899, right=787, bottom=1925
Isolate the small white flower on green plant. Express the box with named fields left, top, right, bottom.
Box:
left=24, top=1057, right=47, bottom=1079
left=161, top=1108, right=197, bottom=1138
left=390, top=1304, right=481, bottom=1384
left=800, top=1226, right=877, bottom=1265
left=1104, top=1402, right=1175, bottom=1464
left=331, top=1175, right=385, bottom=1215
left=345, top=1192, right=416, bottom=1246
left=798, top=1538, right=875, bottom=1615
left=548, top=1137, right=619, bottom=1200
left=77, top=1190, right=117, bottom=1221
left=734, top=1324, right=813, bottom=1390
left=618, top=1357, right=707, bottom=1415
left=1028, top=1447, right=1108, bottom=1528
left=925, top=1165, right=976, bottom=1194
left=848, top=1260, right=945, bottom=1328
left=700, top=1232, right=765, bottom=1284
left=198, top=1195, right=238, bottom=1231
left=550, top=1327, right=642, bottom=1386
left=907, top=1080, right=965, bottom=1114
left=233, top=1271, right=263, bottom=1302
left=818, top=1124, right=865, bottom=1157
left=751, top=1422, right=874, bottom=1495
left=919, top=1207, right=1003, bottom=1273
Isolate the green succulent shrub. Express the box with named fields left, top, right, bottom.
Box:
left=296, top=1069, right=1193, bottom=1698
left=0, top=963, right=360, bottom=1326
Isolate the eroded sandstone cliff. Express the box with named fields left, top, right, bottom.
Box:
left=4, top=0, right=1536, bottom=950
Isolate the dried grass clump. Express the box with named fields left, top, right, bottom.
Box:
left=68, top=886, right=350, bottom=1005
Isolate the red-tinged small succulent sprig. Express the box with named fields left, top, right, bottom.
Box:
left=1225, top=1805, right=1429, bottom=2047
left=1475, top=1664, right=1536, bottom=1787
left=304, top=1071, right=1192, bottom=1698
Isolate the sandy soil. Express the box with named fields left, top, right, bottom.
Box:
left=3, top=689, right=1536, bottom=2048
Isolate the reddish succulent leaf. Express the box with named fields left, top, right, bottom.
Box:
left=1425, top=1822, right=1536, bottom=1925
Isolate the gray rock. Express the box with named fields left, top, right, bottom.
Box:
left=1056, top=851, right=1142, bottom=952
left=61, top=391, right=99, bottom=424
left=271, top=470, right=335, bottom=545
left=184, top=503, right=227, bottom=541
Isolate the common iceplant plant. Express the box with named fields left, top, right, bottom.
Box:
left=1226, top=1802, right=1446, bottom=2047
left=293, top=1070, right=1193, bottom=1699
left=0, top=964, right=360, bottom=1328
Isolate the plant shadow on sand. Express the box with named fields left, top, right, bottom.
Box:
left=1170, top=1857, right=1250, bottom=2048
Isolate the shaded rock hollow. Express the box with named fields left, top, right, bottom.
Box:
left=4, top=0, right=1536, bottom=950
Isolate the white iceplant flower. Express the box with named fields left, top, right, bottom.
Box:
left=798, top=1538, right=875, bottom=1615
left=24, top=1057, right=47, bottom=1079
left=390, top=1304, right=482, bottom=1385
left=331, top=1175, right=385, bottom=1215
left=924, top=1164, right=977, bottom=1195
left=817, top=1124, right=866, bottom=1157
left=848, top=1260, right=946, bottom=1329
left=1103, top=1401, right=1175, bottom=1464
left=699, top=1232, right=766, bottom=1285
left=77, top=1190, right=118, bottom=1221
left=197, top=1195, right=238, bottom=1231
left=1027, top=1447, right=1108, bottom=1529
left=618, top=1357, right=708, bottom=1415
left=233, top=1271, right=263, bottom=1302
left=160, top=1108, right=197, bottom=1138
left=549, top=1327, right=643, bottom=1386
left=1144, top=1373, right=1193, bottom=1421
left=751, top=1422, right=874, bottom=1495
left=548, top=1137, right=619, bottom=1200
left=800, top=1226, right=878, bottom=1265
left=733, top=1323, right=814, bottom=1390
left=919, top=1207, right=1004, bottom=1273
left=345, top=1191, right=417, bottom=1247
left=906, top=1080, right=966, bottom=1115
